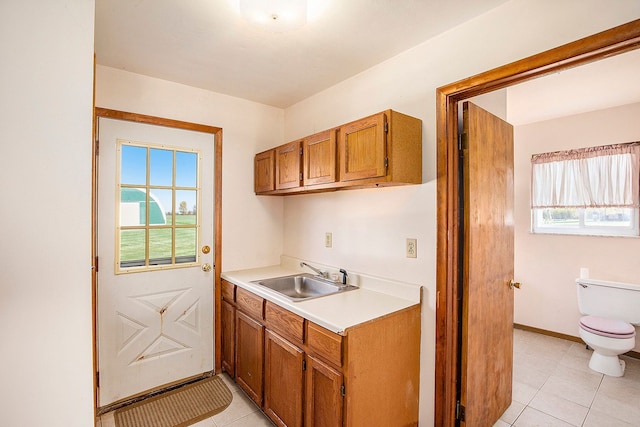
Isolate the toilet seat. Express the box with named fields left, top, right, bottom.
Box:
left=579, top=315, right=635, bottom=339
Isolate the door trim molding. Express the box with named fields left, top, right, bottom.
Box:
left=91, top=107, right=223, bottom=414
left=435, top=19, right=640, bottom=426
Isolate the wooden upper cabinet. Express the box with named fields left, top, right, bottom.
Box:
left=338, top=110, right=422, bottom=186
left=254, top=109, right=421, bottom=195
left=254, top=149, right=275, bottom=194
left=275, top=140, right=303, bottom=190
left=338, top=113, right=386, bottom=182
left=303, top=129, right=337, bottom=186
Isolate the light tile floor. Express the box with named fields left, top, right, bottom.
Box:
left=495, top=328, right=640, bottom=427
left=99, top=329, right=640, bottom=427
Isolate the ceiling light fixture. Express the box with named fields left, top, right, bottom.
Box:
left=239, top=0, right=308, bottom=32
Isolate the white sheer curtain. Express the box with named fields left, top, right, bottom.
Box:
left=531, top=142, right=640, bottom=208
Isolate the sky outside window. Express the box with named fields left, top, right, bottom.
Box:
left=121, top=144, right=198, bottom=216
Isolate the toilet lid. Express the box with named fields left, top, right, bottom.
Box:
left=580, top=315, right=636, bottom=339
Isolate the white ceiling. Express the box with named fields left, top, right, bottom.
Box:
left=95, top=0, right=510, bottom=108
left=95, top=1, right=640, bottom=121
left=507, top=48, right=640, bottom=125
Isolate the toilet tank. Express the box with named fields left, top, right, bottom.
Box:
left=576, top=278, right=640, bottom=324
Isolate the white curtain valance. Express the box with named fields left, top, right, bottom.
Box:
left=531, top=142, right=640, bottom=209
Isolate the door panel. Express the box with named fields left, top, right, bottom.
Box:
left=275, top=140, right=302, bottom=190
left=264, top=330, right=304, bottom=427
left=97, top=118, right=214, bottom=407
left=305, top=355, right=343, bottom=427
left=235, top=310, right=264, bottom=405
left=460, top=102, right=514, bottom=426
left=221, top=299, right=236, bottom=377
left=303, top=130, right=337, bottom=186
left=338, top=113, right=386, bottom=181
left=255, top=149, right=275, bottom=193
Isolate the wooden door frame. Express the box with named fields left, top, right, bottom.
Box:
left=434, top=19, right=640, bottom=426
left=91, top=108, right=223, bottom=414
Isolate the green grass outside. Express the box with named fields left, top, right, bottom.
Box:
left=120, top=214, right=197, bottom=262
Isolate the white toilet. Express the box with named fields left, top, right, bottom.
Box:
left=576, top=278, right=640, bottom=377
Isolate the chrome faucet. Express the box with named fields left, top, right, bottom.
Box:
left=300, top=262, right=328, bottom=279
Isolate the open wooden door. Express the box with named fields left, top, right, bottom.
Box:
left=458, top=102, right=515, bottom=426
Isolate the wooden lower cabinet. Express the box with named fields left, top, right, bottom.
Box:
left=235, top=310, right=264, bottom=406
left=264, top=330, right=305, bottom=427
left=221, top=299, right=235, bottom=377
left=305, top=355, right=343, bottom=427
left=222, top=282, right=421, bottom=427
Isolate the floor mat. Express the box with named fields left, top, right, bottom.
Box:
left=114, top=376, right=233, bottom=427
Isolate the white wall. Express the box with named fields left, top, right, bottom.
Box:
left=95, top=66, right=286, bottom=271
left=2, top=0, right=636, bottom=426
left=513, top=102, right=640, bottom=351
left=0, top=1, right=95, bottom=426
left=282, top=1, right=640, bottom=423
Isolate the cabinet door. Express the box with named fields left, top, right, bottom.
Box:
left=305, top=355, right=343, bottom=427
left=221, top=299, right=236, bottom=377
left=235, top=310, right=264, bottom=405
left=338, top=113, right=386, bottom=182
left=255, top=149, right=275, bottom=193
left=264, top=330, right=304, bottom=427
left=303, top=130, right=336, bottom=186
left=275, top=140, right=302, bottom=190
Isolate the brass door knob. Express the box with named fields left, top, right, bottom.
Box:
left=202, top=263, right=212, bottom=272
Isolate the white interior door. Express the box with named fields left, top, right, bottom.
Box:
left=97, top=117, right=215, bottom=407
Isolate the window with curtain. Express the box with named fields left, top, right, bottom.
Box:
left=531, top=142, right=640, bottom=236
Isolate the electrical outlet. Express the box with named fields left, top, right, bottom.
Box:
left=406, top=238, right=417, bottom=258
left=325, top=232, right=332, bottom=248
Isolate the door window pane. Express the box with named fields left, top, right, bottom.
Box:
left=150, top=189, right=171, bottom=224
left=150, top=148, right=173, bottom=186
left=117, top=140, right=200, bottom=272
left=176, top=228, right=197, bottom=263
left=176, top=151, right=197, bottom=187
left=120, top=188, right=150, bottom=226
left=121, top=145, right=147, bottom=185
left=149, top=228, right=173, bottom=263
left=120, top=229, right=146, bottom=265
left=176, top=190, right=197, bottom=219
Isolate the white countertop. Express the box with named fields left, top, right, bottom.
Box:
left=221, top=256, right=422, bottom=334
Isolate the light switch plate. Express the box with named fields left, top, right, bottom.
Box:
left=325, top=232, right=332, bottom=248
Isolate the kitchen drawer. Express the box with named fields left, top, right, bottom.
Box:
left=265, top=301, right=304, bottom=343
left=236, top=287, right=264, bottom=320
left=221, top=279, right=235, bottom=302
left=307, top=321, right=342, bottom=368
